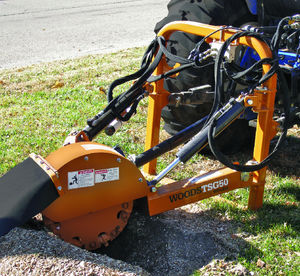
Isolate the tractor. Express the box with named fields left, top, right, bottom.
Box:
left=155, top=0, right=300, bottom=152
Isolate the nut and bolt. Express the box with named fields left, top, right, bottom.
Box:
left=246, top=160, right=259, bottom=166
left=241, top=172, right=250, bottom=182
left=84, top=156, right=89, bottom=161
left=247, top=99, right=254, bottom=105
left=116, top=158, right=121, bottom=163
left=151, top=187, right=157, bottom=193
left=57, top=186, right=62, bottom=191
left=138, top=178, right=143, bottom=182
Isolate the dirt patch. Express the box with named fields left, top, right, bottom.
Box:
left=96, top=203, right=246, bottom=276
left=14, top=201, right=246, bottom=276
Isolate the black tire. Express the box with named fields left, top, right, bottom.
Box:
left=263, top=0, right=300, bottom=18
left=155, top=0, right=256, bottom=152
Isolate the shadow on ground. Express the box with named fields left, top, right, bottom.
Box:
left=96, top=207, right=255, bottom=276
left=268, top=135, right=300, bottom=177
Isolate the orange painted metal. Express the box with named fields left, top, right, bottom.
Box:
left=42, top=142, right=148, bottom=222
left=43, top=201, right=132, bottom=250
left=148, top=168, right=253, bottom=216
left=40, top=22, right=279, bottom=248
left=144, top=62, right=169, bottom=175
left=144, top=21, right=277, bottom=211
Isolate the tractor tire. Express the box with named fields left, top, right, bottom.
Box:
left=154, top=0, right=256, bottom=153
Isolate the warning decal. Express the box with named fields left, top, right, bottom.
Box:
left=95, top=167, right=119, bottom=183
left=68, top=169, right=95, bottom=190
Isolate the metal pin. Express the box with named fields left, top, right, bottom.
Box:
left=247, top=99, right=254, bottom=105
left=241, top=172, right=250, bottom=182
left=148, top=158, right=180, bottom=186
left=151, top=187, right=157, bottom=193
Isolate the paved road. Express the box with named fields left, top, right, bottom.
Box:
left=0, top=0, right=169, bottom=69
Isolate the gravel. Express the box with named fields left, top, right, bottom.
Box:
left=0, top=227, right=149, bottom=276
left=0, top=202, right=249, bottom=275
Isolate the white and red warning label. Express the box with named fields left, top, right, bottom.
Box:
left=68, top=169, right=95, bottom=190
left=95, top=167, right=119, bottom=183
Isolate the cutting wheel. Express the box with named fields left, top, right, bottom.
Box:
left=43, top=201, right=133, bottom=250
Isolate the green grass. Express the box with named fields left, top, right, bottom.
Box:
left=0, top=48, right=147, bottom=174
left=197, top=175, right=299, bottom=275
left=0, top=47, right=299, bottom=275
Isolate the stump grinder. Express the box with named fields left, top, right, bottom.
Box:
left=1, top=16, right=299, bottom=250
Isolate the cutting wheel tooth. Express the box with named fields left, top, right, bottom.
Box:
left=88, top=241, right=98, bottom=250
left=110, top=225, right=121, bottom=240
left=98, top=232, right=110, bottom=247
left=118, top=210, right=129, bottom=222
left=72, top=236, right=84, bottom=248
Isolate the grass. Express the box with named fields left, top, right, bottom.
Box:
left=195, top=175, right=300, bottom=275
left=0, top=48, right=299, bottom=275
left=0, top=48, right=147, bottom=173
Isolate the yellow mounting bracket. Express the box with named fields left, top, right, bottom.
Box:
left=143, top=21, right=277, bottom=210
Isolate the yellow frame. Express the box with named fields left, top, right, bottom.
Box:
left=143, top=21, right=277, bottom=211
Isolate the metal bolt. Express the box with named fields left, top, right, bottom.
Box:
left=151, top=187, right=157, bottom=193
left=57, top=186, right=62, bottom=191
left=246, top=160, right=259, bottom=166
left=138, top=178, right=143, bottom=182
left=84, top=156, right=89, bottom=161
left=247, top=99, right=254, bottom=105
left=256, top=86, right=268, bottom=91
left=116, top=158, right=121, bottom=163
left=241, top=172, right=250, bottom=182
left=56, top=225, right=60, bottom=230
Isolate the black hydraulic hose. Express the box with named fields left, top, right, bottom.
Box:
left=176, top=98, right=245, bottom=163
left=147, top=63, right=194, bottom=83
left=107, top=38, right=158, bottom=102
left=194, top=26, right=242, bottom=53
left=146, top=97, right=246, bottom=187
left=271, top=16, right=291, bottom=52
left=208, top=69, right=290, bottom=172
left=106, top=35, right=194, bottom=103
left=210, top=31, right=275, bottom=123
left=147, top=61, right=214, bottom=83
left=157, top=36, right=192, bottom=65
left=83, top=37, right=165, bottom=140
left=223, top=58, right=277, bottom=86
left=134, top=116, right=207, bottom=168
left=206, top=22, right=291, bottom=172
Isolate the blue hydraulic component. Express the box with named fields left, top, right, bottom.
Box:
left=240, top=107, right=257, bottom=121
left=278, top=50, right=300, bottom=69
left=240, top=47, right=260, bottom=69
left=245, top=0, right=257, bottom=15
